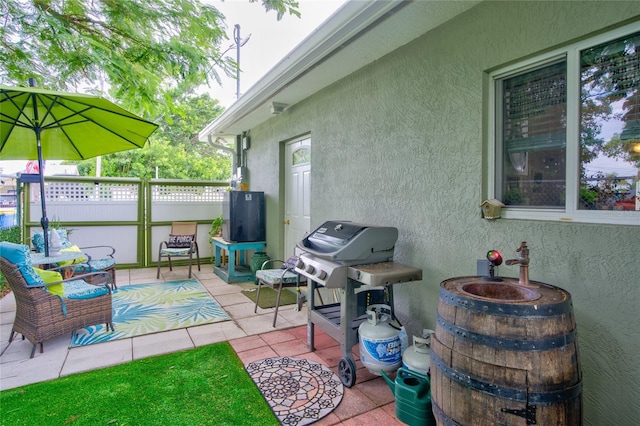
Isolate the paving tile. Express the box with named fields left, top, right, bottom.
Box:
left=311, top=331, right=340, bottom=349
left=292, top=351, right=327, bottom=366
left=235, top=345, right=278, bottom=364
left=62, top=339, right=133, bottom=376
left=272, top=338, right=312, bottom=357
left=132, top=329, right=194, bottom=359
left=289, top=324, right=310, bottom=341
left=223, top=301, right=272, bottom=319
left=200, top=280, right=243, bottom=296
left=235, top=313, right=293, bottom=335
left=355, top=367, right=380, bottom=385
left=0, top=334, right=69, bottom=390
left=313, top=411, right=342, bottom=426
left=314, top=344, right=343, bottom=367
left=277, top=305, right=308, bottom=326
left=331, top=386, right=378, bottom=421
left=228, top=335, right=267, bottom=353
left=187, top=321, right=246, bottom=347
left=215, top=292, right=254, bottom=306
left=259, top=329, right=297, bottom=345
left=339, top=406, right=403, bottom=425
left=127, top=268, right=158, bottom=280
left=0, top=292, right=16, bottom=313
left=381, top=402, right=397, bottom=418
left=354, top=376, right=395, bottom=406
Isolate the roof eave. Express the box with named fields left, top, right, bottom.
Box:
left=199, top=0, right=480, bottom=140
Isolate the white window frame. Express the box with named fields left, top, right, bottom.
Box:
left=488, top=22, right=640, bottom=226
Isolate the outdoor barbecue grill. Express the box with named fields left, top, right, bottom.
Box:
left=295, top=221, right=422, bottom=387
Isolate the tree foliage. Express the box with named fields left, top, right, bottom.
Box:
left=580, top=32, right=640, bottom=172
left=0, top=0, right=300, bottom=117
left=76, top=93, right=232, bottom=180
left=1, top=0, right=300, bottom=180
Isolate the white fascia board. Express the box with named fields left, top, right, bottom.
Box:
left=198, top=0, right=410, bottom=140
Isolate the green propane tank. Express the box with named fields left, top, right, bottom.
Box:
left=381, top=368, right=436, bottom=426
left=250, top=252, right=270, bottom=283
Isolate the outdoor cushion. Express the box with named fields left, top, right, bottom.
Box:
left=63, top=280, right=110, bottom=299
left=282, top=255, right=300, bottom=271
left=33, top=267, right=64, bottom=297
left=73, top=257, right=116, bottom=274
left=0, top=242, right=41, bottom=286
left=58, top=245, right=88, bottom=266
left=160, top=247, right=192, bottom=256
left=255, top=269, right=301, bottom=285
left=167, top=234, right=194, bottom=248
left=32, top=229, right=73, bottom=253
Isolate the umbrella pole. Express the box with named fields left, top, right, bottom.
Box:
left=36, top=131, right=49, bottom=257
left=29, top=81, right=50, bottom=257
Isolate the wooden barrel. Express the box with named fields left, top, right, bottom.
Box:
left=430, top=276, right=582, bottom=426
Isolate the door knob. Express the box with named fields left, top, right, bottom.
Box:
left=284, top=219, right=290, bottom=225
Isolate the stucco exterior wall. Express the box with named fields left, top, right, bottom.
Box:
left=245, top=2, right=640, bottom=424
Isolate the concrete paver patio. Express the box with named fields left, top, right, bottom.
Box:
left=0, top=266, right=404, bottom=425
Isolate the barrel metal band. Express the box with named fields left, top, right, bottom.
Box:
left=439, top=287, right=574, bottom=317
left=436, top=314, right=577, bottom=351
left=431, top=351, right=582, bottom=403
left=431, top=401, right=461, bottom=426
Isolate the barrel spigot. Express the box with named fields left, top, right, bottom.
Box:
left=505, top=241, right=531, bottom=286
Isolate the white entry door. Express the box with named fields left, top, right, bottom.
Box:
left=284, top=137, right=311, bottom=256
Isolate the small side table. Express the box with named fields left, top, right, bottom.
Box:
left=31, top=251, right=85, bottom=279
left=211, top=237, right=266, bottom=283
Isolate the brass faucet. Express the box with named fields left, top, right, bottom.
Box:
left=505, top=241, right=531, bottom=286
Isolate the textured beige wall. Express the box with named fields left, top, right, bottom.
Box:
left=245, top=2, right=640, bottom=424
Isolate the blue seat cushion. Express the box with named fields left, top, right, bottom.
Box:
left=63, top=280, right=110, bottom=299
left=0, top=242, right=43, bottom=286
left=32, top=229, right=73, bottom=253
left=256, top=269, right=302, bottom=285
left=73, top=257, right=116, bottom=273
left=160, top=247, right=193, bottom=256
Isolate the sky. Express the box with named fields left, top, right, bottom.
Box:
left=0, top=0, right=348, bottom=176
left=204, top=0, right=348, bottom=107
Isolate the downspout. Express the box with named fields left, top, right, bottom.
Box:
left=206, top=135, right=237, bottom=177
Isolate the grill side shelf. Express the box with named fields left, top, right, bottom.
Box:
left=348, top=262, right=423, bottom=286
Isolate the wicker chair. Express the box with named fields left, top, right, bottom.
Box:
left=0, top=244, right=113, bottom=358
left=32, top=229, right=118, bottom=288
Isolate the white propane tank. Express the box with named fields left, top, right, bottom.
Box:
left=358, top=304, right=402, bottom=376
left=401, top=329, right=434, bottom=376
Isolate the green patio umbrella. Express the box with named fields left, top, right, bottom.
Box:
left=0, top=80, right=158, bottom=256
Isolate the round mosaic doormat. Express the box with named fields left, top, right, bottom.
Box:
left=245, top=357, right=344, bottom=425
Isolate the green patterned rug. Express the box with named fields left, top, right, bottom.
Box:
left=70, top=280, right=230, bottom=347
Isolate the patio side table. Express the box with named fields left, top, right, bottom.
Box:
left=31, top=251, right=86, bottom=279
left=211, top=237, right=266, bottom=283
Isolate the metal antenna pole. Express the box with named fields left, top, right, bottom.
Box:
left=231, top=25, right=251, bottom=100
left=234, top=24, right=241, bottom=100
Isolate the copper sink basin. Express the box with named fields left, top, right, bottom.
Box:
left=458, top=282, right=541, bottom=302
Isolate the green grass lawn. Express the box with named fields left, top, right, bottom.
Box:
left=0, top=342, right=278, bottom=426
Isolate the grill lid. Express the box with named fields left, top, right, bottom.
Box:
left=297, top=221, right=398, bottom=265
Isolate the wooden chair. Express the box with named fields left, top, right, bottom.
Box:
left=254, top=256, right=323, bottom=327
left=0, top=242, right=113, bottom=358
left=156, top=221, right=201, bottom=279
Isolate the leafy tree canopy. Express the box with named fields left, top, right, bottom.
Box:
left=1, top=0, right=300, bottom=180
left=0, top=0, right=300, bottom=117
left=76, top=92, right=232, bottom=179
